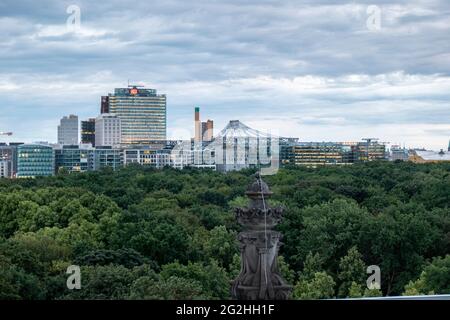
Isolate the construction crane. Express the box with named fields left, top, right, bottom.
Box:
left=0, top=132, right=13, bottom=136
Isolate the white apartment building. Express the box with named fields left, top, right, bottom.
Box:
left=0, top=160, right=11, bottom=178
left=95, top=114, right=121, bottom=147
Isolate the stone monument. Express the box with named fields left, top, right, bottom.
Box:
left=231, top=173, right=292, bottom=300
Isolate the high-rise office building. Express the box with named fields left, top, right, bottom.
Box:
left=58, top=115, right=78, bottom=145
left=81, top=118, right=96, bottom=146
left=101, top=96, right=110, bottom=114
left=17, top=144, right=54, bottom=177
left=105, top=86, right=166, bottom=144
left=95, top=114, right=121, bottom=147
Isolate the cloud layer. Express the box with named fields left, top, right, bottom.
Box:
left=0, top=0, right=449, bottom=149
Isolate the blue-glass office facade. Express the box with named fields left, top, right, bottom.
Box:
left=17, top=144, right=54, bottom=177
left=107, top=87, right=167, bottom=144
left=55, top=145, right=94, bottom=173
left=55, top=146, right=122, bottom=173
left=94, top=147, right=122, bottom=170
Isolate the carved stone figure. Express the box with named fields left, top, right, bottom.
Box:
left=231, top=173, right=292, bottom=300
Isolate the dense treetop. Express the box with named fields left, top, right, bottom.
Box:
left=0, top=161, right=449, bottom=299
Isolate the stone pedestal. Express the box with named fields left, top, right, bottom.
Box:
left=231, top=174, right=292, bottom=300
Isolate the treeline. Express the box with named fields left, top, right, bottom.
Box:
left=0, top=161, right=449, bottom=299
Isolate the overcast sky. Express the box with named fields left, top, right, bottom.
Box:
left=0, top=0, right=449, bottom=149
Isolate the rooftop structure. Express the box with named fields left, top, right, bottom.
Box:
left=410, top=150, right=450, bottom=163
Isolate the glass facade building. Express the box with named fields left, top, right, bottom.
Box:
left=356, top=141, right=387, bottom=161
left=94, top=147, right=122, bottom=170
left=81, top=118, right=96, bottom=147
left=284, top=140, right=387, bottom=167
left=95, top=114, right=121, bottom=147
left=288, top=142, right=353, bottom=167
left=17, top=144, right=54, bottom=177
left=55, top=145, right=94, bottom=173
left=107, top=86, right=166, bottom=144
left=122, top=147, right=171, bottom=168
left=57, top=115, right=79, bottom=145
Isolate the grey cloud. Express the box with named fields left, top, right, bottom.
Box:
left=0, top=0, right=449, bottom=149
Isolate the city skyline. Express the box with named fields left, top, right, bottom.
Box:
left=0, top=1, right=449, bottom=150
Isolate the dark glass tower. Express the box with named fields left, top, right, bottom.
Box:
left=81, top=118, right=96, bottom=147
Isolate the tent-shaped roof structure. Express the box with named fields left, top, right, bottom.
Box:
left=215, top=120, right=275, bottom=139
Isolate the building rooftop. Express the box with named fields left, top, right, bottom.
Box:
left=217, top=120, right=273, bottom=139
left=415, top=150, right=450, bottom=161
left=112, top=87, right=160, bottom=97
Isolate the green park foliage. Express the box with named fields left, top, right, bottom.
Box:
left=0, top=161, right=449, bottom=299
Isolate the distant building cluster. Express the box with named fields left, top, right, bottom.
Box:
left=1, top=84, right=449, bottom=178
left=282, top=139, right=388, bottom=167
